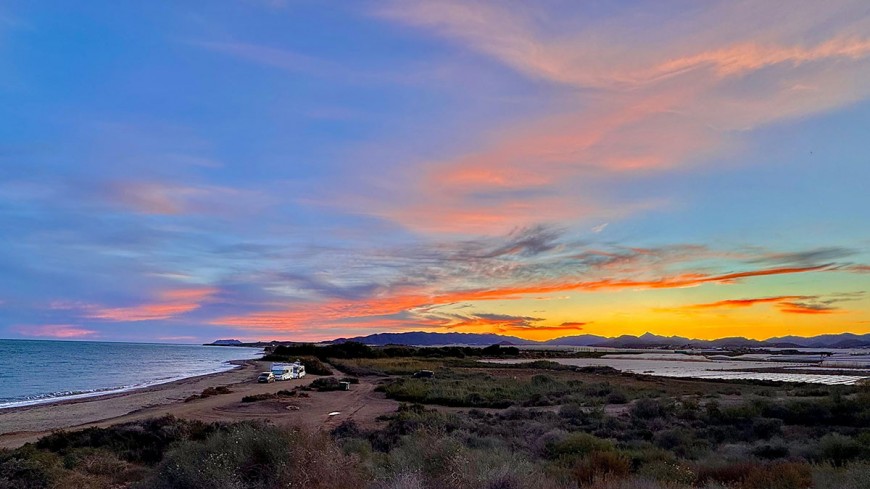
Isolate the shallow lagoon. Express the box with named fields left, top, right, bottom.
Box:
left=491, top=352, right=870, bottom=385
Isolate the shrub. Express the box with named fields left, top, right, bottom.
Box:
left=35, top=416, right=213, bottom=465
left=300, top=356, right=333, bottom=376
left=696, top=460, right=760, bottom=485
left=606, top=391, right=628, bottom=404
left=148, top=423, right=363, bottom=489
left=547, top=432, right=614, bottom=459
left=185, top=386, right=232, bottom=402
left=636, top=459, right=694, bottom=485
left=630, top=399, right=670, bottom=420
left=240, top=389, right=297, bottom=403
left=571, top=450, right=631, bottom=485
left=818, top=433, right=864, bottom=466
left=750, top=417, right=783, bottom=440
left=0, top=446, right=61, bottom=488
left=752, top=443, right=789, bottom=459
left=309, top=377, right=344, bottom=391
left=741, top=461, right=812, bottom=489
left=813, top=461, right=870, bottom=489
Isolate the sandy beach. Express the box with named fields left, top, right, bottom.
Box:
left=0, top=360, right=398, bottom=449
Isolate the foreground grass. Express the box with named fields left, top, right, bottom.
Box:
left=4, top=412, right=870, bottom=489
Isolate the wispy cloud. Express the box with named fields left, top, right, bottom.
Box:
left=211, top=232, right=847, bottom=335
left=14, top=324, right=97, bottom=338
left=364, top=0, right=870, bottom=234
left=79, top=288, right=218, bottom=322
left=660, top=291, right=864, bottom=315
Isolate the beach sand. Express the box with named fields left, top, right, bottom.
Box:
left=0, top=360, right=398, bottom=449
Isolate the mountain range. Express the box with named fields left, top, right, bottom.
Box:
left=327, top=331, right=870, bottom=349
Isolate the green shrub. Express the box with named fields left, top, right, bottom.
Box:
left=0, top=446, right=62, bottom=488
left=630, top=399, right=670, bottom=419
left=547, top=432, right=614, bottom=459
left=606, top=391, right=628, bottom=404
left=301, top=356, right=333, bottom=376
left=750, top=417, right=782, bottom=439
left=148, top=423, right=363, bottom=489
left=35, top=416, right=213, bottom=465
left=309, top=377, right=344, bottom=391
left=818, top=433, right=864, bottom=466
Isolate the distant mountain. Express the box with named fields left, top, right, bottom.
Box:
left=209, top=339, right=243, bottom=345
left=543, top=334, right=609, bottom=346
left=324, top=331, right=870, bottom=349
left=765, top=333, right=870, bottom=348
left=329, top=331, right=539, bottom=346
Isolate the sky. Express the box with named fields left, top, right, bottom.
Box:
left=0, top=0, right=868, bottom=343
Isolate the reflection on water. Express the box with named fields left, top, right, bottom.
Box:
left=491, top=352, right=870, bottom=385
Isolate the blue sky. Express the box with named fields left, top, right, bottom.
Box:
left=1, top=1, right=868, bottom=342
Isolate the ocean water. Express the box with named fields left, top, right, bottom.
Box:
left=0, top=339, right=262, bottom=409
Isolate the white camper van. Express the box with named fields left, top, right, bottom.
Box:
left=270, top=361, right=306, bottom=380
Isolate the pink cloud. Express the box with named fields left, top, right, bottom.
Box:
left=360, top=1, right=870, bottom=235
left=15, top=325, right=98, bottom=338
left=84, top=287, right=218, bottom=322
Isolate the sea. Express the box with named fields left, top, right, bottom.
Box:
left=0, top=339, right=262, bottom=409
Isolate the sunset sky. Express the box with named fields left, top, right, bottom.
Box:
left=1, top=1, right=868, bottom=343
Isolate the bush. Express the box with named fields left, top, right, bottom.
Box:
left=630, top=399, right=670, bottom=419
left=241, top=390, right=297, bottom=403
left=185, top=386, right=232, bottom=402
left=750, top=417, right=782, bottom=440
left=636, top=459, right=694, bottom=485
left=309, top=377, right=344, bottom=391
left=35, top=416, right=213, bottom=465
left=301, top=356, right=333, bottom=376
left=547, top=432, right=614, bottom=459
left=818, top=433, right=864, bottom=466
left=752, top=443, right=789, bottom=459
left=148, top=423, right=363, bottom=489
left=606, top=391, right=628, bottom=404
left=0, top=446, right=61, bottom=488
left=571, top=450, right=631, bottom=485
left=741, top=461, right=812, bottom=489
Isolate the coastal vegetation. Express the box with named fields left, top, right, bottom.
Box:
left=3, top=344, right=869, bottom=488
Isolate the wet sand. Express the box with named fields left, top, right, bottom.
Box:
left=0, top=360, right=398, bottom=449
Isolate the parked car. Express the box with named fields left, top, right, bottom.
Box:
left=257, top=372, right=275, bottom=383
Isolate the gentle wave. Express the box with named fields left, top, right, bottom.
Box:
left=0, top=340, right=262, bottom=410
left=0, top=362, right=243, bottom=410
left=0, top=364, right=240, bottom=409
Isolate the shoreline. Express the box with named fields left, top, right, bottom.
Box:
left=0, top=359, right=252, bottom=411
left=0, top=360, right=265, bottom=447
left=0, top=359, right=398, bottom=451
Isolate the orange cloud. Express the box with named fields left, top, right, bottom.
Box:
left=85, top=287, right=217, bottom=322
left=212, top=264, right=832, bottom=332
left=680, top=296, right=808, bottom=309
left=777, top=305, right=836, bottom=315
left=660, top=291, right=857, bottom=316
